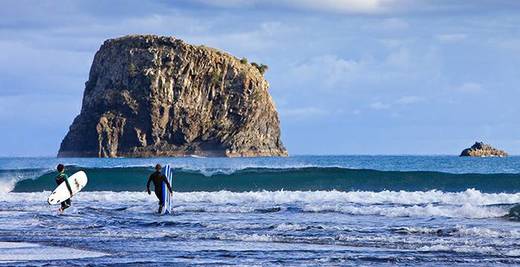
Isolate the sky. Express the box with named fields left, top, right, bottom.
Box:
left=1, top=0, right=520, bottom=156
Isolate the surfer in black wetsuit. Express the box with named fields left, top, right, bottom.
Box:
left=56, top=164, right=73, bottom=213
left=146, top=164, right=173, bottom=213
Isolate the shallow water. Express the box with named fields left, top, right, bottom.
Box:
left=0, top=156, right=519, bottom=265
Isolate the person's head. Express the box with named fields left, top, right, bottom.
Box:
left=57, top=164, right=65, bottom=173
left=155, top=164, right=162, bottom=171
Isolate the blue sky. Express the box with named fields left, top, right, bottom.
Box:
left=1, top=0, right=519, bottom=156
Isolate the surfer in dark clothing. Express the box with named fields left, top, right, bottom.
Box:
left=147, top=164, right=173, bottom=213
left=56, top=164, right=73, bottom=213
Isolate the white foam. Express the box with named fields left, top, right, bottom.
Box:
left=274, top=223, right=308, bottom=231
left=202, top=222, right=267, bottom=230
left=455, top=225, right=520, bottom=238
left=215, top=233, right=275, bottom=242
left=417, top=244, right=497, bottom=254
left=0, top=189, right=515, bottom=219
left=0, top=242, right=39, bottom=249
left=505, top=249, right=520, bottom=257
left=395, top=225, right=520, bottom=239
left=171, top=189, right=520, bottom=206
left=0, top=169, right=51, bottom=194
left=303, top=202, right=506, bottom=218
left=0, top=179, right=16, bottom=194
left=0, top=242, right=106, bottom=262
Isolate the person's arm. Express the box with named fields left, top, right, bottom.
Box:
left=63, top=174, right=73, bottom=196
left=162, top=175, right=173, bottom=194
left=146, top=175, right=152, bottom=194
left=56, top=176, right=63, bottom=185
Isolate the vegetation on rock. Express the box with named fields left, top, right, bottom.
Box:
left=58, top=35, right=287, bottom=158
left=460, top=142, right=508, bottom=157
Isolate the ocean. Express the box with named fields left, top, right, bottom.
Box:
left=1, top=156, right=520, bottom=265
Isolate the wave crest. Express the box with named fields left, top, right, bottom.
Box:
left=2, top=189, right=517, bottom=219
left=2, top=166, right=520, bottom=193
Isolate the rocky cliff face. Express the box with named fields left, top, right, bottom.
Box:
left=58, top=35, right=287, bottom=157
left=460, top=142, right=507, bottom=157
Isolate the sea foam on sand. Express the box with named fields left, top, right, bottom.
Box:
left=0, top=242, right=106, bottom=262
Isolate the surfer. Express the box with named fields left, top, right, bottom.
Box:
left=56, top=164, right=73, bottom=213
left=146, top=164, right=173, bottom=213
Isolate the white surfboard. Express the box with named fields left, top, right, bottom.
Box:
left=47, top=171, right=88, bottom=205
left=161, top=165, right=173, bottom=215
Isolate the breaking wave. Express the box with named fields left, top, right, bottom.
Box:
left=1, top=189, right=518, bottom=219
left=5, top=166, right=520, bottom=193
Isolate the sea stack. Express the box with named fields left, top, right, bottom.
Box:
left=459, top=142, right=508, bottom=157
left=58, top=35, right=287, bottom=158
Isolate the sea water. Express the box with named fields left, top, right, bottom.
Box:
left=0, top=156, right=520, bottom=265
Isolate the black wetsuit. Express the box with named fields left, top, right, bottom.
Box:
left=147, top=171, right=172, bottom=207
left=56, top=172, right=72, bottom=210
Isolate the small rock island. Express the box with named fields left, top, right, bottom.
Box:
left=460, top=142, right=508, bottom=157
left=58, top=35, right=287, bottom=158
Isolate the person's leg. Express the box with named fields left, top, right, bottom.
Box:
left=61, top=199, right=71, bottom=211
left=59, top=199, right=69, bottom=212
left=154, top=190, right=164, bottom=213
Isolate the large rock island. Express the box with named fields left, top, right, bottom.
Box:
left=460, top=142, right=508, bottom=157
left=58, top=35, right=287, bottom=157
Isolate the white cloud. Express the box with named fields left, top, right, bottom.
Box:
left=194, top=0, right=253, bottom=8
left=436, top=33, right=467, bottom=43
left=290, top=55, right=364, bottom=89
left=279, top=107, right=328, bottom=119
left=454, top=82, right=484, bottom=93
left=370, top=101, right=391, bottom=110
left=382, top=18, right=409, bottom=30
left=286, top=44, right=441, bottom=95
left=184, top=21, right=299, bottom=55
left=194, top=0, right=397, bottom=14
left=492, top=38, right=520, bottom=53
left=369, top=96, right=424, bottom=111
left=364, top=18, right=409, bottom=31
left=385, top=47, right=412, bottom=68
left=396, top=96, right=424, bottom=105
left=191, top=0, right=518, bottom=15
left=379, top=38, right=407, bottom=48
left=284, top=0, right=393, bottom=14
